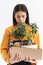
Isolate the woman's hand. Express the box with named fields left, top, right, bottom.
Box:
left=24, top=56, right=31, bottom=62
left=10, top=53, right=22, bottom=64
left=24, top=56, right=36, bottom=63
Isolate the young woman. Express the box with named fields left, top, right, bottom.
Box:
left=1, top=4, right=40, bottom=65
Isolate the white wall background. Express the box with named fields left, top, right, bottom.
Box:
left=0, top=0, right=43, bottom=65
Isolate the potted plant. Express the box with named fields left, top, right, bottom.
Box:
left=11, top=23, right=38, bottom=46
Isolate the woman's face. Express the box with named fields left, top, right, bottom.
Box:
left=14, top=11, right=27, bottom=24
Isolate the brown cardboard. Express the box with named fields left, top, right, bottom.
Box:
left=9, top=46, right=42, bottom=60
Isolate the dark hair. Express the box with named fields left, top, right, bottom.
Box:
left=13, top=4, right=30, bottom=25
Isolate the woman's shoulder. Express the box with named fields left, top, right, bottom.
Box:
left=5, top=25, right=16, bottom=32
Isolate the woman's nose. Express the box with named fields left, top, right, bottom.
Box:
left=19, top=17, right=22, bottom=21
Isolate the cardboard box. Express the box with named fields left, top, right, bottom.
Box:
left=9, top=46, right=42, bottom=60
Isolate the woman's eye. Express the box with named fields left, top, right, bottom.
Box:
left=17, top=16, right=20, bottom=18
left=22, top=16, right=25, bottom=18
left=17, top=15, right=25, bottom=18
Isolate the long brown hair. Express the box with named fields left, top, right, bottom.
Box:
left=13, top=4, right=30, bottom=25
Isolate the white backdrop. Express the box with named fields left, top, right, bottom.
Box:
left=0, top=0, right=43, bottom=65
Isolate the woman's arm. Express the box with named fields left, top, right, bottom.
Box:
left=32, top=32, right=40, bottom=48
left=1, top=28, right=10, bottom=64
